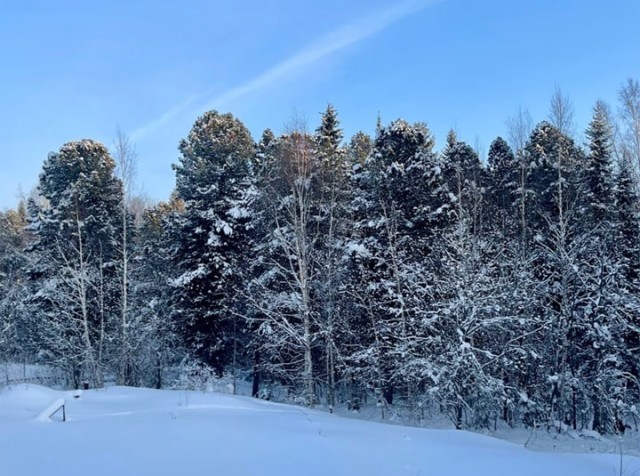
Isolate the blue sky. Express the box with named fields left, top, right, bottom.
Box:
left=1, top=0, right=639, bottom=209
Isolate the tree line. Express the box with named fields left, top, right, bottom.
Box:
left=1, top=80, right=640, bottom=435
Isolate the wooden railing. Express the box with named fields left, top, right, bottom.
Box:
left=37, top=398, right=66, bottom=422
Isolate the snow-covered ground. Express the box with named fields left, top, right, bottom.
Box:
left=0, top=384, right=638, bottom=476
left=330, top=398, right=640, bottom=458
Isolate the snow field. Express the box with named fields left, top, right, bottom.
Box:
left=0, top=384, right=638, bottom=476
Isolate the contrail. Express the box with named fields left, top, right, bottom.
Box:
left=132, top=0, right=440, bottom=140
left=130, top=94, right=202, bottom=141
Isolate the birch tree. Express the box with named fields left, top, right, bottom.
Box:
left=113, top=128, right=138, bottom=385
left=248, top=123, right=320, bottom=406
left=618, top=78, right=640, bottom=177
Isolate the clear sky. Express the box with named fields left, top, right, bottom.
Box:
left=1, top=0, right=639, bottom=209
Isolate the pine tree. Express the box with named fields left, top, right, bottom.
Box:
left=0, top=204, right=32, bottom=366
left=486, top=137, right=517, bottom=237
left=130, top=198, right=184, bottom=388
left=349, top=119, right=445, bottom=408
left=172, top=110, right=255, bottom=374
left=347, top=131, right=373, bottom=166
left=28, top=140, right=123, bottom=388
left=441, top=136, right=485, bottom=236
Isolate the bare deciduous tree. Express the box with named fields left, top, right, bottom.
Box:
left=506, top=106, right=533, bottom=156
left=506, top=106, right=533, bottom=248
left=548, top=86, right=575, bottom=137
left=113, top=128, right=138, bottom=386
left=618, top=78, right=640, bottom=175
left=248, top=119, right=319, bottom=406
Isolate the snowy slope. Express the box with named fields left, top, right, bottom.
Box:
left=0, top=385, right=637, bottom=476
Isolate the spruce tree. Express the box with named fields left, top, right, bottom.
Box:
left=613, top=155, right=640, bottom=394
left=314, top=105, right=350, bottom=411
left=614, top=155, right=640, bottom=285
left=583, top=100, right=615, bottom=228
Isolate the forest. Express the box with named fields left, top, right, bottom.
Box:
left=1, top=79, right=640, bottom=436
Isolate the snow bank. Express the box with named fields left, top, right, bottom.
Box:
left=0, top=384, right=66, bottom=420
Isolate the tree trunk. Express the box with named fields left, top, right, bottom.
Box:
left=252, top=350, right=260, bottom=398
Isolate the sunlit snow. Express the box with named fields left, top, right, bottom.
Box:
left=1, top=384, right=637, bottom=476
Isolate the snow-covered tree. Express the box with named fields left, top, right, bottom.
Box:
left=129, top=198, right=185, bottom=388
left=617, top=78, right=640, bottom=177
left=248, top=123, right=323, bottom=406
left=612, top=155, right=640, bottom=403
left=347, top=131, right=373, bottom=166
left=172, top=110, right=255, bottom=374
left=0, top=204, right=32, bottom=366
left=583, top=101, right=615, bottom=228
left=441, top=134, right=485, bottom=236
left=28, top=140, right=124, bottom=388
left=486, top=137, right=517, bottom=238
left=427, top=223, right=508, bottom=429
left=112, top=129, right=138, bottom=386
left=347, top=119, right=446, bottom=408
left=312, top=105, right=352, bottom=410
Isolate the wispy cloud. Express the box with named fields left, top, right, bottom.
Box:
left=131, top=94, right=202, bottom=141
left=132, top=0, right=440, bottom=140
